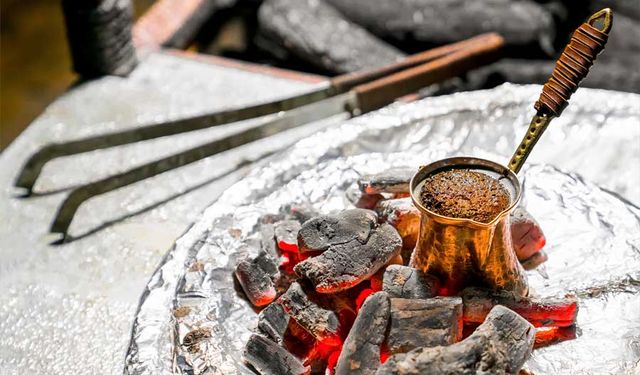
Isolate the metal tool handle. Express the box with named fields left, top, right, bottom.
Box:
left=509, top=9, right=612, bottom=173
left=534, top=8, right=612, bottom=116
left=353, top=33, right=504, bottom=113
left=330, top=33, right=500, bottom=94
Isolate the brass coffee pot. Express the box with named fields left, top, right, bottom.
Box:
left=409, top=9, right=612, bottom=297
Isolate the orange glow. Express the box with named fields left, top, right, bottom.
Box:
left=355, top=288, right=374, bottom=311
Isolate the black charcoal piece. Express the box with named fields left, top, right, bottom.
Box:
left=462, top=287, right=578, bottom=328
left=260, top=223, right=279, bottom=259
left=277, top=282, right=340, bottom=343
left=244, top=334, right=308, bottom=375
left=387, top=297, right=462, bottom=354
left=295, top=223, right=402, bottom=293
left=297, top=209, right=377, bottom=253
left=258, top=303, right=290, bottom=344
left=257, top=0, right=404, bottom=74
left=327, top=0, right=554, bottom=51
left=335, top=292, right=390, bottom=375
left=358, top=168, right=413, bottom=194
left=377, top=305, right=535, bottom=375
left=275, top=220, right=302, bottom=252
left=382, top=265, right=438, bottom=299
left=235, top=258, right=277, bottom=307
left=254, top=250, right=280, bottom=278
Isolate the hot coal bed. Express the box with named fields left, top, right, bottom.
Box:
left=233, top=168, right=577, bottom=375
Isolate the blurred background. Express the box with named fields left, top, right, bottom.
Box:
left=0, top=0, right=154, bottom=149
left=1, top=0, right=638, bottom=150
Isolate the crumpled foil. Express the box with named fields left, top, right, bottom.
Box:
left=124, top=84, right=640, bottom=375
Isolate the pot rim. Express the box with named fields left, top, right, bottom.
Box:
left=409, top=156, right=522, bottom=228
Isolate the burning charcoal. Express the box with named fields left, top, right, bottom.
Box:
left=335, top=292, right=390, bottom=375
left=258, top=303, right=290, bottom=344
left=257, top=0, right=404, bottom=74
left=521, top=250, right=549, bottom=271
left=377, top=305, right=535, bottom=375
left=462, top=288, right=578, bottom=328
left=275, top=220, right=302, bottom=252
left=295, top=223, right=402, bottom=293
left=375, top=198, right=420, bottom=253
left=297, top=209, right=377, bottom=253
left=358, top=168, right=413, bottom=195
left=244, top=334, right=308, bottom=375
left=235, top=255, right=278, bottom=307
left=356, top=193, right=385, bottom=210
left=387, top=297, right=463, bottom=355
left=346, top=185, right=385, bottom=210
left=534, top=326, right=577, bottom=349
left=511, top=207, right=546, bottom=261
left=277, top=282, right=341, bottom=345
left=382, top=265, right=438, bottom=299
left=327, top=0, right=554, bottom=52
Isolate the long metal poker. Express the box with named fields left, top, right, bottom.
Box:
left=509, top=9, right=612, bottom=173
left=15, top=34, right=498, bottom=194
left=49, top=34, right=505, bottom=237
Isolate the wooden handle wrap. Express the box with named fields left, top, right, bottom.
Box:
left=535, top=21, right=609, bottom=115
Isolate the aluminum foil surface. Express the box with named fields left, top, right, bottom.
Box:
left=125, top=84, right=640, bottom=375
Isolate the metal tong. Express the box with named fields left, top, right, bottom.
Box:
left=16, top=33, right=505, bottom=238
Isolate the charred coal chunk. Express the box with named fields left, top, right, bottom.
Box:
left=235, top=255, right=278, bottom=307
left=260, top=223, right=279, bottom=259
left=244, top=334, right=309, bottom=375
left=257, top=0, right=404, bottom=74
left=462, top=287, right=578, bottom=328
left=275, top=220, right=302, bottom=252
left=298, top=209, right=377, bottom=253
left=327, top=0, right=554, bottom=52
left=382, top=265, right=438, bottom=299
left=258, top=303, right=290, bottom=344
left=387, top=297, right=462, bottom=355
left=336, top=292, right=390, bottom=375
left=377, top=305, right=535, bottom=375
left=510, top=207, right=546, bottom=262
left=295, top=223, right=402, bottom=293
left=375, top=198, right=420, bottom=254
left=277, top=282, right=341, bottom=344
left=358, top=168, right=413, bottom=195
